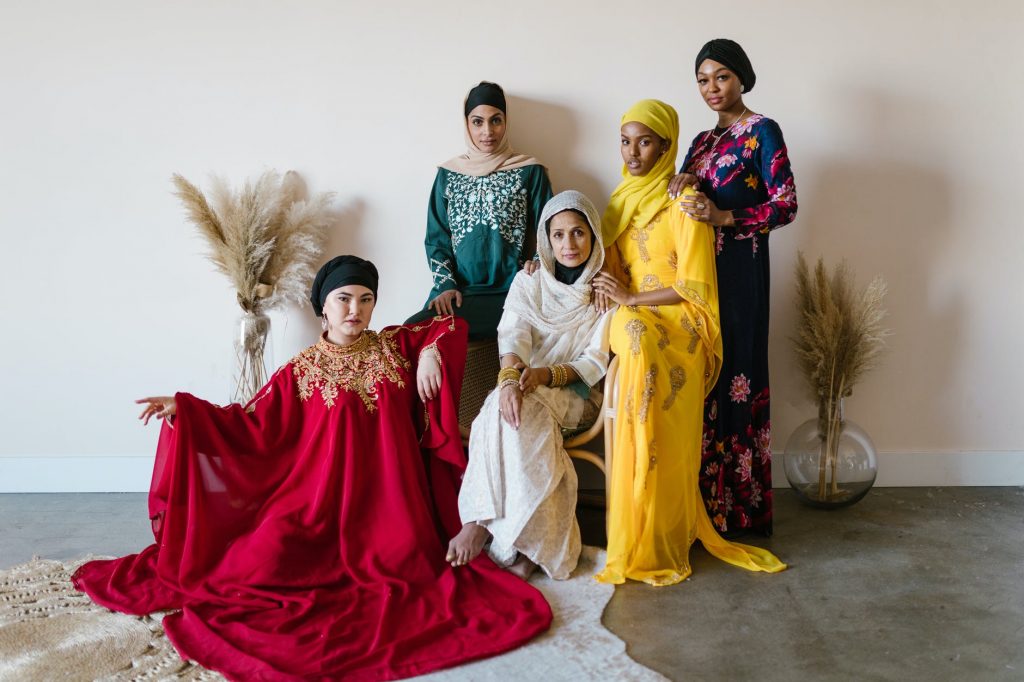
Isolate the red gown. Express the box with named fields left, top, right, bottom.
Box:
left=73, top=316, right=552, bottom=681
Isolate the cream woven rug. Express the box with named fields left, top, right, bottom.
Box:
left=0, top=547, right=666, bottom=682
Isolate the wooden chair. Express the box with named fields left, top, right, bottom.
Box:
left=457, top=339, right=501, bottom=441
left=563, top=354, right=618, bottom=478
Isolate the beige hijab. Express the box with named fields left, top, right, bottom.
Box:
left=439, top=92, right=542, bottom=177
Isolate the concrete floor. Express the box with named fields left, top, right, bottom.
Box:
left=2, top=488, right=1022, bottom=681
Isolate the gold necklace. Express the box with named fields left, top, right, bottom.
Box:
left=708, top=107, right=748, bottom=148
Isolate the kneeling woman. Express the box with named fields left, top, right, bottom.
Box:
left=73, top=256, right=552, bottom=681
left=592, top=100, right=785, bottom=586
left=450, top=191, right=613, bottom=580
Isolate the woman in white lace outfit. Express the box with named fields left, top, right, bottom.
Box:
left=447, top=190, right=613, bottom=580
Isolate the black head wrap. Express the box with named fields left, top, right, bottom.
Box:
left=309, top=255, right=379, bottom=317
left=546, top=208, right=595, bottom=285
left=695, top=39, right=756, bottom=93
left=464, top=81, right=506, bottom=116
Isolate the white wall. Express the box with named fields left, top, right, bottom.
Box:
left=2, top=0, right=1022, bottom=491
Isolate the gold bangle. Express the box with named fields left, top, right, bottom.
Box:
left=550, top=364, right=568, bottom=388
left=497, top=367, right=521, bottom=386
left=498, top=378, right=520, bottom=390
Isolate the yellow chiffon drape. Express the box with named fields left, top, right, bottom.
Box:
left=595, top=200, right=786, bottom=586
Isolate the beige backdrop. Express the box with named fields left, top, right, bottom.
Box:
left=1, top=0, right=1022, bottom=490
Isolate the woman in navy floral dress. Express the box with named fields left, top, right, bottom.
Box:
left=670, top=39, right=797, bottom=536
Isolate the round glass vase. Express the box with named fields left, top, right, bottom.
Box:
left=233, top=311, right=272, bottom=405
left=783, top=399, right=878, bottom=509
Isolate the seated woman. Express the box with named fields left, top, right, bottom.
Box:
left=449, top=190, right=613, bottom=581
left=406, top=81, right=553, bottom=340
left=591, top=99, right=786, bottom=586
left=72, top=256, right=552, bottom=681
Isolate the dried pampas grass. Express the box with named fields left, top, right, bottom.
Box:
left=172, top=170, right=333, bottom=314
left=792, top=252, right=890, bottom=500
left=172, top=170, right=334, bottom=402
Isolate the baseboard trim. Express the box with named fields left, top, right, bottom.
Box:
left=1, top=451, right=1021, bottom=493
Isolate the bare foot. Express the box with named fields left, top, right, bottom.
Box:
left=506, top=554, right=537, bottom=580
left=446, top=522, right=490, bottom=567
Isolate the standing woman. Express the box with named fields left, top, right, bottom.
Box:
left=592, top=99, right=784, bottom=586
left=670, top=39, right=798, bottom=537
left=406, top=81, right=553, bottom=340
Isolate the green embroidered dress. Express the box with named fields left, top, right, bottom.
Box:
left=407, top=164, right=553, bottom=339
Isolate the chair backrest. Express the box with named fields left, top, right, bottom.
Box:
left=458, top=339, right=501, bottom=440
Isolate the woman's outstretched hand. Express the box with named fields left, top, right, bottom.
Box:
left=668, top=172, right=699, bottom=199
left=429, top=290, right=462, bottom=316
left=417, top=352, right=443, bottom=402
left=136, top=396, right=177, bottom=425
left=592, top=271, right=633, bottom=307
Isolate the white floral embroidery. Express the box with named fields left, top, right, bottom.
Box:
left=430, top=258, right=455, bottom=289
left=444, top=168, right=529, bottom=250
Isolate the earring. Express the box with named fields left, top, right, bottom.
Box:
left=321, top=316, right=328, bottom=331
left=741, top=85, right=745, bottom=93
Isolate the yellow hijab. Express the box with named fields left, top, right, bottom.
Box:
left=601, top=99, right=679, bottom=245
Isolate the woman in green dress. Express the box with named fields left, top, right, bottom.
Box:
left=406, top=81, right=553, bottom=340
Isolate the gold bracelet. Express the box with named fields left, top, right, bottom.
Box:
left=497, top=367, right=521, bottom=386
left=550, top=363, right=568, bottom=387
left=498, top=378, right=520, bottom=390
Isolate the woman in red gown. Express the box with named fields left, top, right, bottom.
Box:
left=73, top=255, right=552, bottom=681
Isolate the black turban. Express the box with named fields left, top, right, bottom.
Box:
left=310, top=255, right=379, bottom=317
left=464, top=81, right=506, bottom=116
left=695, top=39, right=756, bottom=93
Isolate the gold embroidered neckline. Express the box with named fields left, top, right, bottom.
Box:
left=293, top=330, right=410, bottom=412
left=317, top=332, right=372, bottom=357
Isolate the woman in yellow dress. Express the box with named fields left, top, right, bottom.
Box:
left=592, top=99, right=786, bottom=586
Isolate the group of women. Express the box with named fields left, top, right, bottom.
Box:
left=73, top=38, right=795, bottom=682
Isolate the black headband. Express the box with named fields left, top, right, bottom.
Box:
left=310, top=255, right=379, bottom=317
left=695, top=38, right=756, bottom=93
left=464, top=81, right=506, bottom=117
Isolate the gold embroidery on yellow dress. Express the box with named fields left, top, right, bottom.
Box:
left=292, top=331, right=410, bottom=412
left=641, top=274, right=662, bottom=291
left=638, top=365, right=658, bottom=424
left=625, top=319, right=647, bottom=356
left=681, top=317, right=701, bottom=354
left=655, top=323, right=670, bottom=350
left=662, top=366, right=687, bottom=410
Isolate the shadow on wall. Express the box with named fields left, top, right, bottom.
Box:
left=291, top=197, right=368, bottom=342
left=770, top=88, right=961, bottom=449
left=508, top=96, right=606, bottom=206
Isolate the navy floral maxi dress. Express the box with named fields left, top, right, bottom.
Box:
left=680, top=114, right=797, bottom=536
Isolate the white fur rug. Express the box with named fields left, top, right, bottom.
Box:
left=0, top=547, right=666, bottom=682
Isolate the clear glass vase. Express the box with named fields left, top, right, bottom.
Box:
left=233, top=311, right=272, bottom=405
left=783, top=399, right=878, bottom=508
